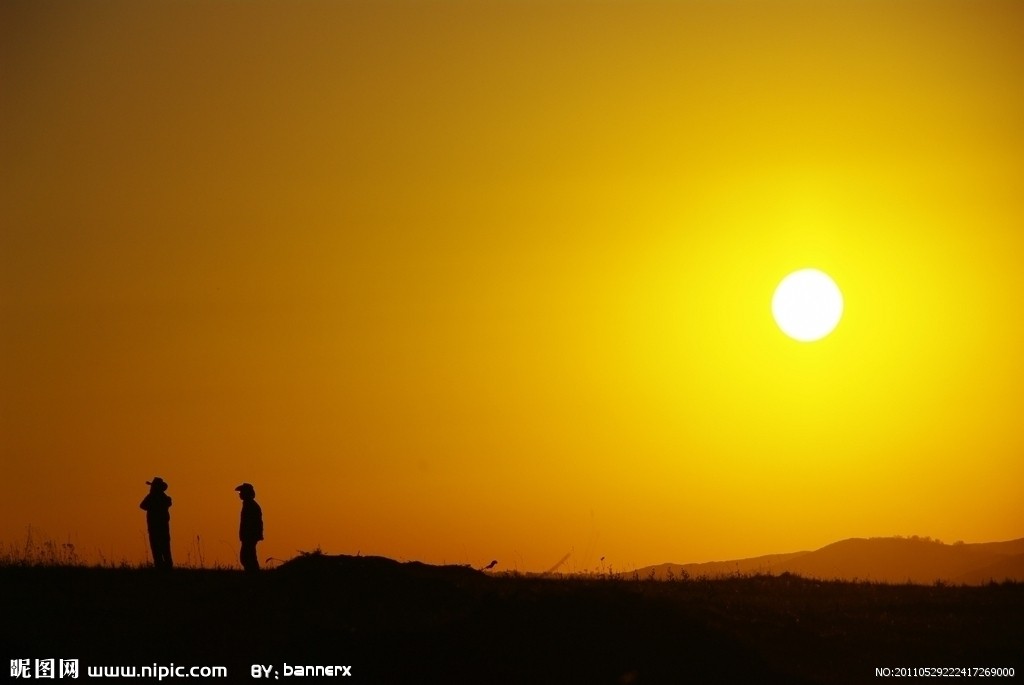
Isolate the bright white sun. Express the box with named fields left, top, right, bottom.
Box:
left=772, top=269, right=843, bottom=342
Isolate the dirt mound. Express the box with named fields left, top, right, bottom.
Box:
left=276, top=551, right=485, bottom=584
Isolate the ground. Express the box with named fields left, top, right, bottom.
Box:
left=1, top=555, right=1021, bottom=684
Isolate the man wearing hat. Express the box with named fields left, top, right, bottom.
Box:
left=235, top=483, right=263, bottom=572
left=140, top=477, right=173, bottom=569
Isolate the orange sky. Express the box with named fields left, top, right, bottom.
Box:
left=2, top=0, right=1023, bottom=572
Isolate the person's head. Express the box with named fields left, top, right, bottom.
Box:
left=146, top=477, right=168, bottom=493
left=235, top=483, right=256, bottom=501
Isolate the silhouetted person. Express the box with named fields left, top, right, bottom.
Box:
left=235, top=483, right=263, bottom=572
left=140, top=477, right=172, bottom=569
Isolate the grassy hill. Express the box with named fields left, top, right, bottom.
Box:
left=635, top=536, right=1024, bottom=584
left=1, top=554, right=1021, bottom=684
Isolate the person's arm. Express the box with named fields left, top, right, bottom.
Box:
left=255, top=504, right=264, bottom=541
left=140, top=495, right=150, bottom=511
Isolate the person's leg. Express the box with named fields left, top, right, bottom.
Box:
left=151, top=533, right=171, bottom=569
left=160, top=536, right=173, bottom=569
left=240, top=541, right=259, bottom=572
left=148, top=533, right=162, bottom=568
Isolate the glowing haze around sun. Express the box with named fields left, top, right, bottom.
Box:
left=772, top=269, right=844, bottom=342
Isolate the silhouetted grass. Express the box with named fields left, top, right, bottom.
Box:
left=0, top=528, right=229, bottom=571
left=1, top=554, right=1020, bottom=684
left=0, top=527, right=82, bottom=567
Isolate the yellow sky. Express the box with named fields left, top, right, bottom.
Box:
left=2, top=0, right=1022, bottom=571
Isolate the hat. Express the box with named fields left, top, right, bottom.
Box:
left=146, top=477, right=168, bottom=490
left=235, top=483, right=255, bottom=493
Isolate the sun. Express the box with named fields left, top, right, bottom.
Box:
left=772, top=269, right=843, bottom=342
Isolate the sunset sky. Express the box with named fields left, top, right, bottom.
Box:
left=2, top=0, right=1022, bottom=572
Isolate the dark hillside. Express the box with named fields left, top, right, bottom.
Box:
left=777, top=537, right=998, bottom=583
left=634, top=537, right=1024, bottom=584
left=637, top=551, right=809, bottom=580
left=955, top=553, right=1024, bottom=586
left=1, top=557, right=1021, bottom=684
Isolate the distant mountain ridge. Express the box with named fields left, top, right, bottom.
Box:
left=632, top=536, right=1024, bottom=585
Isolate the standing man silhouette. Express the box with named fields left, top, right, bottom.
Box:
left=235, top=483, right=263, bottom=572
left=140, top=477, right=173, bottom=569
